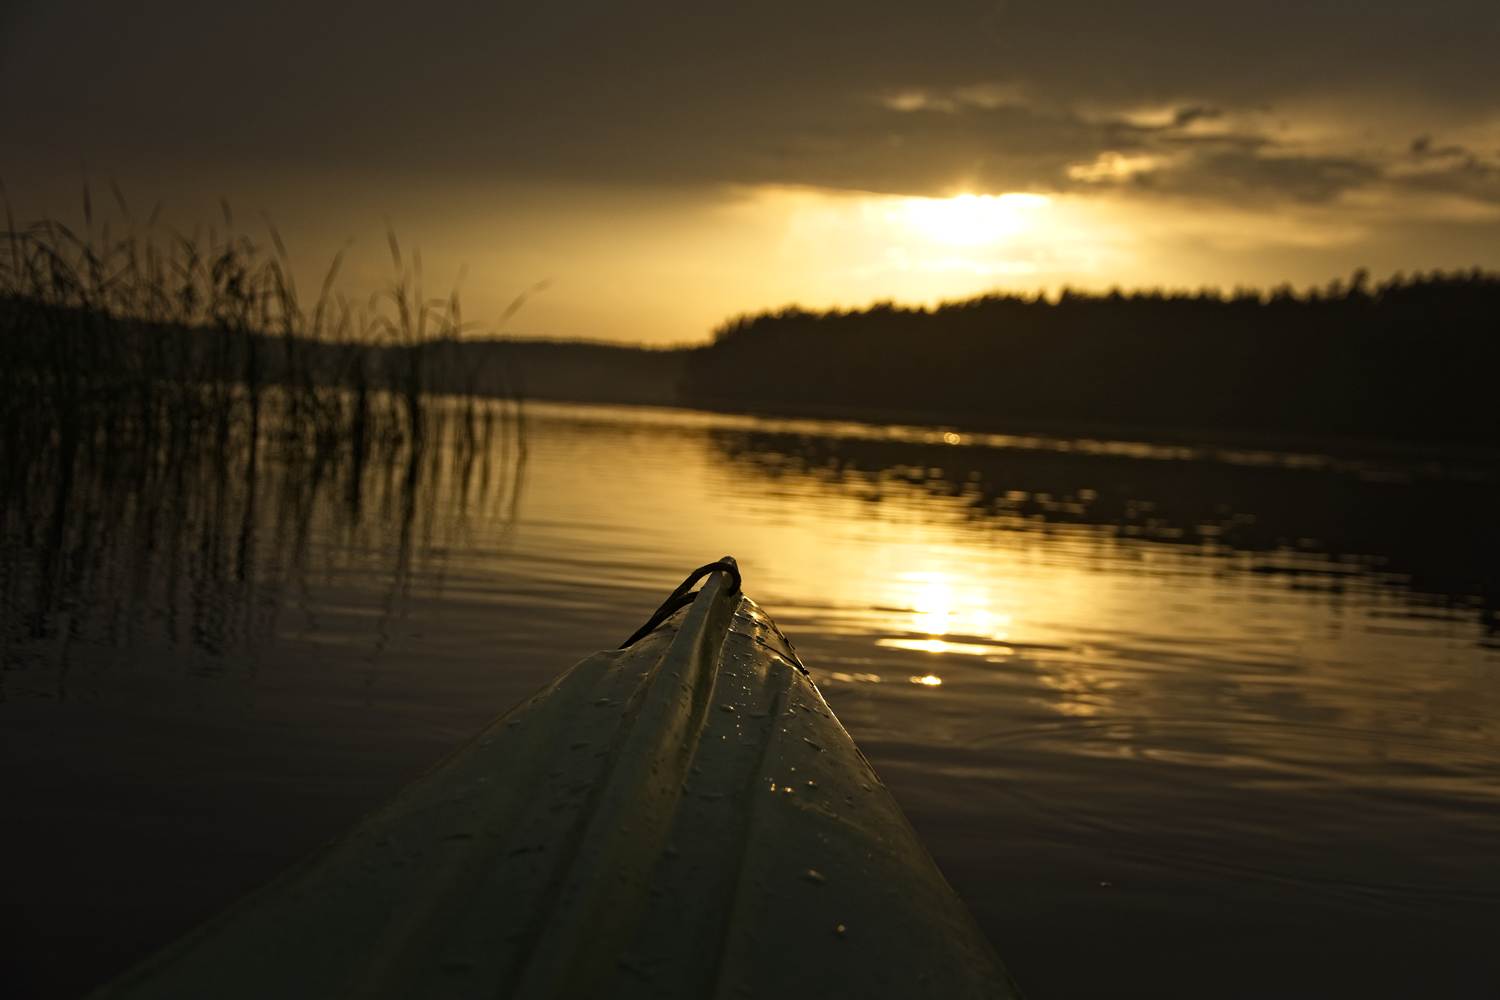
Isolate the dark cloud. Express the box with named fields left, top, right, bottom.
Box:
left=1400, top=156, right=1500, bottom=205
left=1170, top=106, right=1223, bottom=128
left=1144, top=147, right=1382, bottom=204
left=1408, top=135, right=1485, bottom=164
left=3, top=0, right=1498, bottom=209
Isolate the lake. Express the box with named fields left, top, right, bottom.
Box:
left=3, top=400, right=1498, bottom=998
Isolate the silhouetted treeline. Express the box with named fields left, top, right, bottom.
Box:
left=682, top=272, right=1500, bottom=449
left=0, top=300, right=688, bottom=409
left=436, top=339, right=689, bottom=407
left=0, top=212, right=530, bottom=682
left=0, top=215, right=530, bottom=469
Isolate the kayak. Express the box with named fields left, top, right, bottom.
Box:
left=96, top=558, right=1020, bottom=999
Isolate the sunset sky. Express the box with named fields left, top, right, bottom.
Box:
left=5, top=0, right=1499, bottom=344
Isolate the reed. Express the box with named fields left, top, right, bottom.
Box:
left=0, top=192, right=523, bottom=460
left=0, top=194, right=526, bottom=673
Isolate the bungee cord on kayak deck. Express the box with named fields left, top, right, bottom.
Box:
left=620, top=557, right=743, bottom=649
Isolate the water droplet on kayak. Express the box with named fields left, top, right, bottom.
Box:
left=719, top=703, right=736, bottom=713
left=834, top=923, right=847, bottom=937
left=806, top=780, right=818, bottom=789
left=802, top=868, right=826, bottom=884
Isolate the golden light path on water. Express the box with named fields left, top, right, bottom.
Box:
left=503, top=402, right=1499, bottom=750
left=713, top=484, right=1128, bottom=719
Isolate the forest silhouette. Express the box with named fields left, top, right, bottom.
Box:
left=681, top=271, right=1500, bottom=449
left=7, top=208, right=1497, bottom=454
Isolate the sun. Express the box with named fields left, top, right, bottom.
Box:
left=739, top=183, right=1115, bottom=303
left=891, top=192, right=1052, bottom=248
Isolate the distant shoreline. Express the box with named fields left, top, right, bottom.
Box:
left=11, top=278, right=1497, bottom=463
left=518, top=387, right=1500, bottom=468
left=674, top=278, right=1500, bottom=458
left=371, top=332, right=1500, bottom=464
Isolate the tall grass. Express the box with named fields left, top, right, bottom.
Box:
left=0, top=194, right=526, bottom=683
left=0, top=193, right=523, bottom=460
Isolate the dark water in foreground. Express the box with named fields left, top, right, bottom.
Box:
left=3, top=401, right=1499, bottom=998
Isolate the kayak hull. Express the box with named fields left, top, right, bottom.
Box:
left=97, top=564, right=1019, bottom=998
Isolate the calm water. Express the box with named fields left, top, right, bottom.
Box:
left=4, top=401, right=1499, bottom=998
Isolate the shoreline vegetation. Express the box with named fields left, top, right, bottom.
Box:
left=5, top=203, right=1497, bottom=458
left=0, top=207, right=526, bottom=457
left=309, top=269, right=1500, bottom=459
left=1, top=208, right=527, bottom=665
left=682, top=273, right=1500, bottom=454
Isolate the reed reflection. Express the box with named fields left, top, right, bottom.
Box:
left=0, top=396, right=525, bottom=695
left=0, top=212, right=527, bottom=696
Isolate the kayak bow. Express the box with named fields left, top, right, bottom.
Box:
left=98, top=557, right=1019, bottom=999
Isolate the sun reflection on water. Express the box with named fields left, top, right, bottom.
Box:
left=907, top=573, right=958, bottom=635
left=887, top=570, right=1013, bottom=644
left=530, top=405, right=1500, bottom=999
left=878, top=637, right=1015, bottom=657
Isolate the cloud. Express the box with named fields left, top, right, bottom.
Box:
left=3, top=0, right=1499, bottom=218
left=1067, top=151, right=1173, bottom=184
left=1138, top=145, right=1383, bottom=204
left=1171, top=106, right=1223, bottom=128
